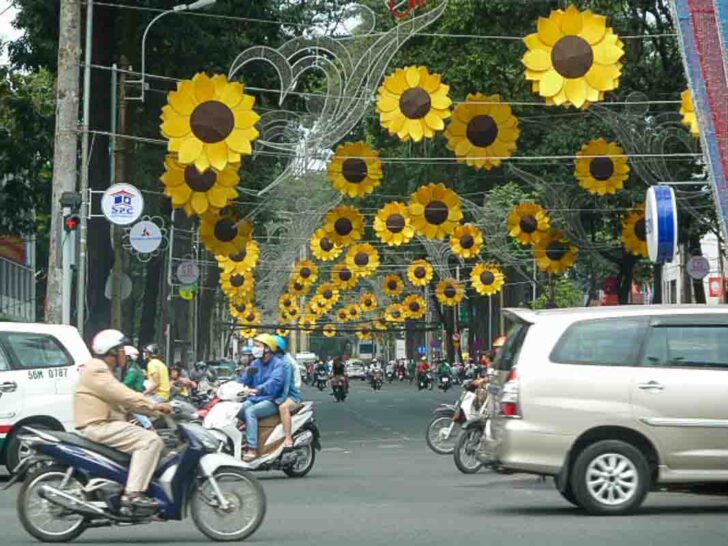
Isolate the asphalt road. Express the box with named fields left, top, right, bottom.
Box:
left=2, top=380, right=727, bottom=545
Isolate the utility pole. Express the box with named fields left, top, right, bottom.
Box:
left=110, top=60, right=128, bottom=328
left=46, top=0, right=81, bottom=324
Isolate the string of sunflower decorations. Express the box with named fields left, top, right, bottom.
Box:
left=156, top=5, right=697, bottom=340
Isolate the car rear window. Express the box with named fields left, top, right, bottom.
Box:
left=550, top=318, right=646, bottom=366
left=0, top=332, right=73, bottom=370
left=493, top=322, right=530, bottom=372
left=641, top=325, right=728, bottom=369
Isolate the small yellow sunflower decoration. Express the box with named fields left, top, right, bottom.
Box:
left=327, top=142, right=383, bottom=198
left=317, top=283, right=341, bottom=306
left=409, top=183, right=464, bottom=240
left=450, top=224, right=485, bottom=260
left=360, top=293, right=378, bottom=312
left=161, top=155, right=239, bottom=216
left=240, top=327, right=258, bottom=339
left=680, top=90, right=699, bottom=138
left=331, top=262, right=360, bottom=290
left=288, top=278, right=311, bottom=297
left=292, top=260, right=319, bottom=287
left=276, top=328, right=289, bottom=338
left=357, top=324, right=373, bottom=341
left=160, top=73, right=260, bottom=172
left=622, top=204, right=648, bottom=258
left=445, top=93, right=520, bottom=170
left=383, top=275, right=405, bottom=298
left=278, top=294, right=300, bottom=316
left=436, top=278, right=465, bottom=307
left=373, top=317, right=389, bottom=332
left=373, top=202, right=415, bottom=246
left=346, top=244, right=380, bottom=278
left=238, top=307, right=262, bottom=328
left=407, top=259, right=434, bottom=287
left=200, top=213, right=253, bottom=256
left=299, top=315, right=318, bottom=332
left=323, top=324, right=337, bottom=338
left=574, top=138, right=630, bottom=195
left=310, top=228, right=342, bottom=262
left=507, top=203, right=551, bottom=246
left=404, top=294, right=427, bottom=320
left=216, top=239, right=260, bottom=275
left=522, top=5, right=625, bottom=109
left=385, top=303, right=407, bottom=323
left=336, top=307, right=350, bottom=323
left=471, top=263, right=506, bottom=296
left=377, top=66, right=452, bottom=142
left=347, top=303, right=362, bottom=322
left=230, top=302, right=250, bottom=321
left=307, top=295, right=331, bottom=316
left=220, top=270, right=255, bottom=301
left=324, top=205, right=365, bottom=246
left=534, top=229, right=579, bottom=274
left=284, top=304, right=301, bottom=322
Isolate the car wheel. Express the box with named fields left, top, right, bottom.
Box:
left=558, top=482, right=580, bottom=507
left=570, top=440, right=650, bottom=515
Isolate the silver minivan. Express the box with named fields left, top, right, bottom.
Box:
left=484, top=305, right=728, bottom=515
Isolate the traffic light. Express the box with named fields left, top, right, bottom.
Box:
left=64, top=213, right=80, bottom=232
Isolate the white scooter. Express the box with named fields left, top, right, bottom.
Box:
left=202, top=381, right=320, bottom=477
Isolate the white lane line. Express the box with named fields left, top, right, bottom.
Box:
left=321, top=447, right=345, bottom=452
left=378, top=444, right=403, bottom=449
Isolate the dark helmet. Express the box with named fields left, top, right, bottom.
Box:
left=142, top=343, right=161, bottom=357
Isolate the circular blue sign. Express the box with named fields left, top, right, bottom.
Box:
left=645, top=185, right=678, bottom=264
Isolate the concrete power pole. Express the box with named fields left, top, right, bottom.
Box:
left=46, top=0, right=82, bottom=324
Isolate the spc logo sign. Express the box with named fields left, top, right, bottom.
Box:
left=101, top=183, right=144, bottom=226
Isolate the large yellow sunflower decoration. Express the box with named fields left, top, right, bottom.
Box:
left=522, top=5, right=624, bottom=109
left=445, top=93, right=520, bottom=170
left=161, top=155, right=239, bottom=216
left=377, top=66, right=451, bottom=142
left=346, top=244, right=380, bottom=278
left=331, top=263, right=360, bottom=290
left=317, top=283, right=341, bottom=307
left=374, top=202, right=415, bottom=246
left=622, top=204, right=648, bottom=258
left=534, top=229, right=579, bottom=274
left=574, top=138, right=630, bottom=195
left=450, top=224, right=485, bottom=259
left=324, top=205, right=365, bottom=246
left=327, top=142, right=383, bottom=198
left=385, top=303, right=407, bottom=323
left=216, top=239, right=260, bottom=275
left=292, top=260, right=319, bottom=287
left=471, top=263, right=505, bottom=296
left=238, top=306, right=261, bottom=328
left=436, top=278, right=465, bottom=307
left=409, top=183, right=464, bottom=240
left=323, top=324, right=337, bottom=338
left=680, top=90, right=699, bottom=138
left=200, top=213, right=253, bottom=256
left=404, top=294, right=427, bottom=320
left=310, top=228, right=342, bottom=262
left=161, top=73, right=260, bottom=172
left=360, top=293, right=378, bottom=312
left=507, top=203, right=551, bottom=246
left=230, top=301, right=251, bottom=322
left=383, top=274, right=405, bottom=298
left=407, top=259, right=434, bottom=287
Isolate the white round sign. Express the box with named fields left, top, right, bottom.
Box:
left=101, top=183, right=144, bottom=226
left=645, top=185, right=678, bottom=264
left=104, top=272, right=132, bottom=300
left=129, top=221, right=163, bottom=254
left=687, top=255, right=710, bottom=280
left=177, top=260, right=200, bottom=284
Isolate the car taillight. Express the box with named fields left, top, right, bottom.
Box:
left=499, top=366, right=521, bottom=418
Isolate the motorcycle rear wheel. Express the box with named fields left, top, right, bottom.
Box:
left=18, top=465, right=87, bottom=543
left=454, top=428, right=484, bottom=474
left=282, top=445, right=316, bottom=478
left=425, top=416, right=459, bottom=455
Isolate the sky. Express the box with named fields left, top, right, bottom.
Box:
left=1, top=2, right=21, bottom=64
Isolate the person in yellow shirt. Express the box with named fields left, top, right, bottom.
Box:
left=142, top=343, right=170, bottom=402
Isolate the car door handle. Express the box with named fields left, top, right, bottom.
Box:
left=638, top=381, right=665, bottom=391
left=0, top=381, right=18, bottom=393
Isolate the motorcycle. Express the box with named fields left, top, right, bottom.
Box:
left=438, top=372, right=453, bottom=392
left=331, top=377, right=347, bottom=402
left=425, top=380, right=484, bottom=455
left=417, top=371, right=434, bottom=391
left=370, top=370, right=384, bottom=391
left=6, top=404, right=266, bottom=543
left=385, top=368, right=395, bottom=383
left=314, top=369, right=328, bottom=391
left=203, top=382, right=321, bottom=478
left=396, top=367, right=407, bottom=382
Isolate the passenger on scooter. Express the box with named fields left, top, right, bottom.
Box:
left=272, top=335, right=302, bottom=449
left=75, top=330, right=172, bottom=510
left=236, top=334, right=286, bottom=462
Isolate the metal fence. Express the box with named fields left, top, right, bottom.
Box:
left=0, top=257, right=35, bottom=322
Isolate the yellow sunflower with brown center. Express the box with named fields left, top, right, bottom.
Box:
left=345, top=244, right=380, bottom=278
left=310, top=228, right=343, bottom=262
left=450, top=224, right=485, bottom=259
left=331, top=262, right=360, bottom=290
left=360, top=293, right=378, bottom=312
left=327, top=142, right=383, bottom=198
left=522, top=5, right=624, bottom=109
left=292, top=260, right=319, bottom=287
left=534, top=229, right=579, bottom=274
left=385, top=303, right=407, bottom=323
left=436, top=278, right=465, bottom=307
left=404, top=294, right=427, bottom=320
left=278, top=294, right=300, bottom=317
left=346, top=303, right=362, bottom=322
left=383, top=275, right=405, bottom=298
left=377, top=66, right=451, bottom=142
left=324, top=205, right=365, bottom=247
left=357, top=324, right=373, bottom=340
left=407, top=259, right=434, bottom=287
left=307, top=295, right=331, bottom=316
left=200, top=213, right=253, bottom=256
left=288, top=278, right=311, bottom=297
left=507, top=203, right=551, bottom=246
left=680, top=90, right=699, bottom=138
left=323, top=324, right=337, bottom=338
left=373, top=317, right=389, bottom=331
left=216, top=239, right=260, bottom=275
left=160, top=73, right=260, bottom=172
left=374, top=202, right=415, bottom=246
left=240, top=327, right=258, bottom=339
left=317, top=283, right=341, bottom=307
left=445, top=93, right=520, bottom=170
left=220, top=270, right=255, bottom=301
left=471, top=263, right=506, bottom=296
left=622, top=204, right=648, bottom=258
left=409, top=183, right=464, bottom=240
left=161, top=155, right=239, bottom=216
left=574, top=138, right=630, bottom=195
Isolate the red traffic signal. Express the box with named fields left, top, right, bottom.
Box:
left=64, top=214, right=80, bottom=232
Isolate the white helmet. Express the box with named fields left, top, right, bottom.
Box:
left=124, top=345, right=139, bottom=359
left=91, top=329, right=129, bottom=356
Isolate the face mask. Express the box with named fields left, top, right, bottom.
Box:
left=252, top=347, right=264, bottom=359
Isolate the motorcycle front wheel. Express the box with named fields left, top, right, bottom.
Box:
left=425, top=416, right=459, bottom=455
left=191, top=468, right=266, bottom=542
left=454, top=427, right=484, bottom=474
left=18, top=464, right=87, bottom=543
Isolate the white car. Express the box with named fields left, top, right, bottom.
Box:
left=0, top=322, right=90, bottom=473
left=345, top=359, right=367, bottom=380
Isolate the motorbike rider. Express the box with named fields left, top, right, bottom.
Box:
left=170, top=365, right=196, bottom=400
left=236, top=334, right=286, bottom=462
left=272, top=335, right=302, bottom=449
left=75, top=329, right=172, bottom=509
left=436, top=359, right=452, bottom=384
left=331, top=357, right=348, bottom=392
left=122, top=346, right=153, bottom=430
left=142, top=343, right=170, bottom=402
left=416, top=357, right=431, bottom=384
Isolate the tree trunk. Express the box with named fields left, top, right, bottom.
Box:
left=139, top=255, right=163, bottom=346
left=652, top=264, right=663, bottom=304
left=618, top=253, right=638, bottom=304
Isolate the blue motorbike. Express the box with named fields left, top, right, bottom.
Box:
left=5, top=406, right=266, bottom=542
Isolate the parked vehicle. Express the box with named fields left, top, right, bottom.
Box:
left=203, top=381, right=320, bottom=478
left=483, top=305, right=728, bottom=515
left=7, top=404, right=266, bottom=542
left=426, top=381, right=485, bottom=455
left=0, top=322, right=91, bottom=475
left=331, top=377, right=347, bottom=402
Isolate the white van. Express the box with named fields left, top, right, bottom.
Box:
left=0, top=322, right=90, bottom=472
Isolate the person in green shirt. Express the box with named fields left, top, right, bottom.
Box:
left=122, top=345, right=152, bottom=429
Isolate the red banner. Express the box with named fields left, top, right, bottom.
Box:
left=0, top=236, right=26, bottom=264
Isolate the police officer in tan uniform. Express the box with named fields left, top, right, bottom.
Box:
left=75, top=329, right=172, bottom=509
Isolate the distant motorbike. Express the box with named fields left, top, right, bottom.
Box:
left=314, top=369, right=328, bottom=391
left=417, top=371, right=434, bottom=391
left=331, top=377, right=347, bottom=402
left=7, top=404, right=266, bottom=543
left=370, top=370, right=384, bottom=391
left=438, top=372, right=453, bottom=392
left=396, top=367, right=407, bottom=382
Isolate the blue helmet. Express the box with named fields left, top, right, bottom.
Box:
left=273, top=335, right=287, bottom=352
